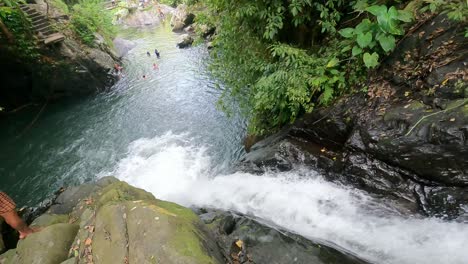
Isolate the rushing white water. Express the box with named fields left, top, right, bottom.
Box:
left=110, top=133, right=468, bottom=264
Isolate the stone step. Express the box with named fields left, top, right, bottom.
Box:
left=43, top=33, right=65, bottom=45
left=18, top=4, right=65, bottom=45
left=35, top=25, right=52, bottom=32
left=23, top=9, right=37, bottom=15
left=41, top=28, right=56, bottom=35
left=32, top=21, right=49, bottom=29
left=32, top=18, right=48, bottom=24
left=29, top=13, right=43, bottom=19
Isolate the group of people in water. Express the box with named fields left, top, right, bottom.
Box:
left=142, top=49, right=161, bottom=79
left=114, top=48, right=161, bottom=80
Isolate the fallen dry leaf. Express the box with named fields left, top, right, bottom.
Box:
left=235, top=240, right=244, bottom=249
left=85, top=238, right=92, bottom=246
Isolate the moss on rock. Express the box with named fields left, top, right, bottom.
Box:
left=30, top=214, right=69, bottom=228
left=15, top=223, right=79, bottom=264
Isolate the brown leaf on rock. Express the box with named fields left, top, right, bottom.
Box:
left=85, top=238, right=92, bottom=246
left=85, top=198, right=94, bottom=205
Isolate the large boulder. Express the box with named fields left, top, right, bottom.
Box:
left=4, top=223, right=80, bottom=264
left=177, top=34, right=194, bottom=49
left=171, top=4, right=195, bottom=32
left=1, top=177, right=224, bottom=264
left=113, top=38, right=137, bottom=58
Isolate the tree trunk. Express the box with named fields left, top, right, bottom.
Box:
left=0, top=18, right=15, bottom=43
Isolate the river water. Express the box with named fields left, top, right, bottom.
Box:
left=1, top=23, right=467, bottom=264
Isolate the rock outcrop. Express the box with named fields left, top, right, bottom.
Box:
left=0, top=177, right=223, bottom=264
left=176, top=34, right=194, bottom=49
left=170, top=4, right=195, bottom=32
left=117, top=4, right=174, bottom=27
left=241, top=14, right=468, bottom=220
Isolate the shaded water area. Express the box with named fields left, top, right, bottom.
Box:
left=1, top=23, right=468, bottom=264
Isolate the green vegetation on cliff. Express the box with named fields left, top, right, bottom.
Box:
left=0, top=1, right=39, bottom=62
left=195, top=0, right=467, bottom=134
left=70, top=0, right=116, bottom=46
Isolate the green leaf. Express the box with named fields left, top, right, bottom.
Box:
left=352, top=46, right=363, bottom=56
left=339, top=28, right=354, bottom=38
left=357, top=32, right=372, bottom=48
left=341, top=45, right=352, bottom=53
left=397, top=10, right=413, bottom=22
left=355, top=19, right=372, bottom=34
left=377, top=10, right=402, bottom=35
left=376, top=34, right=396, bottom=52
left=388, top=6, right=399, bottom=20
left=353, top=0, right=369, bottom=12
left=326, top=57, right=340, bottom=68
left=366, top=5, right=387, bottom=17
left=363, top=52, right=379, bottom=68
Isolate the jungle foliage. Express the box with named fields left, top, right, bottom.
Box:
left=197, top=0, right=466, bottom=134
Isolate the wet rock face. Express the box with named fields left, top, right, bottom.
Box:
left=198, top=211, right=368, bottom=264
left=242, top=14, right=468, bottom=220
left=348, top=100, right=468, bottom=186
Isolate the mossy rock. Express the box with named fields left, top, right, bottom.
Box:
left=60, top=258, right=77, bottom=264
left=0, top=249, right=17, bottom=264
left=90, top=181, right=223, bottom=264
left=14, top=223, right=79, bottom=264
left=96, top=181, right=155, bottom=208
left=31, top=214, right=69, bottom=228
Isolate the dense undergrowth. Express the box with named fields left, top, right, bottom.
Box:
left=194, top=0, right=467, bottom=135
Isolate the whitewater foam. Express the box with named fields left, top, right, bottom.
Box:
left=108, top=132, right=468, bottom=264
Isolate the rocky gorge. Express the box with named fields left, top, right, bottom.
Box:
left=0, top=1, right=467, bottom=264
